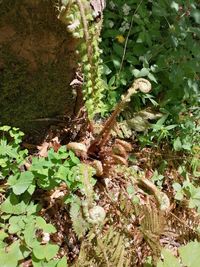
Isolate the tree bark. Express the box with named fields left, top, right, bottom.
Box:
left=0, top=0, right=78, bottom=134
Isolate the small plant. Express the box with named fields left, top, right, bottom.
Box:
left=0, top=126, right=100, bottom=266
left=0, top=126, right=28, bottom=178
left=101, top=0, right=200, bottom=153
left=157, top=241, right=200, bottom=267
left=173, top=180, right=200, bottom=213
left=57, top=0, right=106, bottom=119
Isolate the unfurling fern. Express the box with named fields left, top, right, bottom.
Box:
left=70, top=196, right=90, bottom=238
left=57, top=0, right=105, bottom=119
left=69, top=163, right=106, bottom=238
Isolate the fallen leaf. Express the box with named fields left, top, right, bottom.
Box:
left=37, top=142, right=49, bottom=157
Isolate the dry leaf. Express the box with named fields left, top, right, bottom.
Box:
left=37, top=141, right=49, bottom=157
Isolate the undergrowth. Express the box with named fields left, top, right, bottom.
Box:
left=0, top=0, right=200, bottom=267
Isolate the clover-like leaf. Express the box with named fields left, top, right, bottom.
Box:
left=9, top=171, right=35, bottom=195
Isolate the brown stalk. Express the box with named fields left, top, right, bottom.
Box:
left=89, top=78, right=151, bottom=153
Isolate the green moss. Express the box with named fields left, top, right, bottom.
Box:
left=0, top=0, right=78, bottom=135
left=0, top=48, right=74, bottom=132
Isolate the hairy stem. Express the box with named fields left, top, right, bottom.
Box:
left=96, top=78, right=151, bottom=148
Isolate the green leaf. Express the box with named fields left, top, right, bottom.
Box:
left=35, top=217, right=56, bottom=234
left=192, top=10, right=200, bottom=24
left=0, top=144, right=18, bottom=158
left=55, top=165, right=69, bottom=180
left=33, top=245, right=45, bottom=260
left=170, top=2, right=179, bottom=11
left=112, top=58, right=121, bottom=69
left=189, top=188, right=200, bottom=211
left=0, top=240, right=25, bottom=267
left=108, top=76, right=116, bottom=87
left=8, top=216, right=25, bottom=234
left=103, top=64, right=112, bottom=75
left=33, top=244, right=59, bottom=261
left=173, top=137, right=182, bottom=151
left=0, top=194, right=27, bottom=214
left=0, top=231, right=8, bottom=241
left=157, top=249, right=181, bottom=267
left=165, top=125, right=177, bottom=130
left=179, top=241, right=200, bottom=267
left=24, top=221, right=37, bottom=248
left=57, top=256, right=68, bottom=267
left=44, top=244, right=59, bottom=261
left=0, top=126, right=11, bottom=132
left=138, top=68, right=150, bottom=77
left=148, top=73, right=157, bottom=83
left=10, top=171, right=35, bottom=195
left=132, top=69, right=140, bottom=78
left=172, top=183, right=182, bottom=191
left=69, top=150, right=79, bottom=164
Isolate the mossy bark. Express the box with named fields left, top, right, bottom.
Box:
left=0, top=0, right=78, bottom=133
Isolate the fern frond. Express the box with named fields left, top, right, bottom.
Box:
left=77, top=163, right=96, bottom=205
left=137, top=204, right=165, bottom=264
left=75, top=226, right=133, bottom=267
left=70, top=196, right=90, bottom=238
left=166, top=209, right=200, bottom=243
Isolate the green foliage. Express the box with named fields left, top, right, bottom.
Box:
left=157, top=248, right=181, bottom=267
left=157, top=241, right=200, bottom=267
left=0, top=126, right=27, bottom=178
left=76, top=226, right=133, bottom=266
left=173, top=180, right=200, bottom=213
left=102, top=0, right=200, bottom=150
left=0, top=126, right=98, bottom=266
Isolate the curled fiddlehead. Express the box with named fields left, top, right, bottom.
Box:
left=88, top=78, right=152, bottom=154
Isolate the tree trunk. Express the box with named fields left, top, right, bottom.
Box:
left=0, top=0, right=78, bottom=135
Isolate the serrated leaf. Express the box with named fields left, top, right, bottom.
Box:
left=0, top=144, right=18, bottom=158
left=70, top=199, right=90, bottom=238
left=8, top=171, right=34, bottom=195
left=0, top=194, right=27, bottom=214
